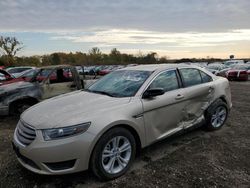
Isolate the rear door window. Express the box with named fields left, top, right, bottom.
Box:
left=179, top=68, right=202, bottom=87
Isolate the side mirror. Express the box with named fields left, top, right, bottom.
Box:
left=142, top=88, right=165, bottom=99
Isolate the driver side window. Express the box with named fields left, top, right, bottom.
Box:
left=149, top=70, right=179, bottom=92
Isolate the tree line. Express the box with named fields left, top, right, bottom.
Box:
left=0, top=36, right=223, bottom=67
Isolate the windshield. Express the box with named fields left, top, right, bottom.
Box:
left=17, top=69, right=39, bottom=78
left=7, top=68, right=32, bottom=74
left=87, top=70, right=152, bottom=97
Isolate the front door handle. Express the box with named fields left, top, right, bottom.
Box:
left=175, top=94, right=184, bottom=100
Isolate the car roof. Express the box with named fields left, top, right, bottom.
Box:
left=207, top=63, right=224, bottom=66
left=5, top=66, right=34, bottom=70
left=40, top=65, right=72, bottom=69
left=121, top=63, right=200, bottom=72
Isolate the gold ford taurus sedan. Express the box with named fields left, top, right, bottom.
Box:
left=12, top=64, right=232, bottom=180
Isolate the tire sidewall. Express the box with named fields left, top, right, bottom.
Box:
left=17, top=103, right=32, bottom=114
left=91, top=127, right=136, bottom=180
left=205, top=100, right=228, bottom=131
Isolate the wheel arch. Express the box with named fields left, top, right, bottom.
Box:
left=9, top=97, right=39, bottom=114
left=204, top=96, right=228, bottom=117
left=219, top=95, right=228, bottom=105
left=88, top=123, right=142, bottom=169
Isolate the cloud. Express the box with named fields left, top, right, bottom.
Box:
left=0, top=0, right=249, bottom=58
left=0, top=0, right=249, bottom=32
left=50, top=29, right=250, bottom=48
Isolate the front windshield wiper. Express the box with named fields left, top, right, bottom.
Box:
left=83, top=89, right=116, bottom=97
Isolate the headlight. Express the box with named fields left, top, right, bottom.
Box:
left=42, top=122, right=91, bottom=141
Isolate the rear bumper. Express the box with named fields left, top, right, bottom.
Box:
left=0, top=105, right=9, bottom=116
left=227, top=75, right=248, bottom=81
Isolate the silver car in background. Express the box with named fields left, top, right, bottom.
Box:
left=13, top=64, right=232, bottom=180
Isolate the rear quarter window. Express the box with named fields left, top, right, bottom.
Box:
left=200, top=70, right=213, bottom=83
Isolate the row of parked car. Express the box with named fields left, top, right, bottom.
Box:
left=0, top=60, right=249, bottom=86
left=0, top=64, right=138, bottom=86
left=78, top=60, right=250, bottom=81
left=0, top=66, right=77, bottom=86
left=76, top=64, right=137, bottom=76
left=181, top=60, right=250, bottom=81
left=0, top=60, right=249, bottom=116
left=204, top=60, right=250, bottom=81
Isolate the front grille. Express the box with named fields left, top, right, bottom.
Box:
left=16, top=120, right=36, bottom=146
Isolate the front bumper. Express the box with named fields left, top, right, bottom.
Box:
left=13, top=128, right=96, bottom=175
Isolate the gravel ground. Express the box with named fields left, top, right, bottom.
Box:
left=0, top=81, right=249, bottom=188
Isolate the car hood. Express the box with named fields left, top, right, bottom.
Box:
left=21, top=91, right=131, bottom=129
left=0, top=81, right=33, bottom=94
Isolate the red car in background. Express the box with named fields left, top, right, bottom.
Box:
left=98, top=67, right=113, bottom=76
left=35, top=68, right=72, bottom=82
left=0, top=69, right=25, bottom=86
left=0, top=69, right=39, bottom=86
left=225, top=65, right=250, bottom=81
left=98, top=65, right=126, bottom=76
left=0, top=68, right=72, bottom=86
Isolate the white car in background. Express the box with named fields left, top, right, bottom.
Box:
left=223, top=60, right=244, bottom=66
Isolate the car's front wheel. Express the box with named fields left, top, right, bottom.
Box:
left=91, top=127, right=136, bottom=180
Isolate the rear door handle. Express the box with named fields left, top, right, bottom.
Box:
left=175, top=94, right=184, bottom=100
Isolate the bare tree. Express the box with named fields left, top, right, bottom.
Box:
left=0, top=36, right=23, bottom=66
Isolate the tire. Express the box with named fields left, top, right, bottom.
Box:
left=205, top=99, right=228, bottom=131
left=90, top=127, right=136, bottom=180
left=10, top=100, right=37, bottom=115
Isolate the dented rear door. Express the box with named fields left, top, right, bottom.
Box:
left=178, top=68, right=215, bottom=129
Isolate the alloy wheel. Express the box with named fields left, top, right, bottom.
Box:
left=101, top=136, right=132, bottom=174
left=211, top=106, right=227, bottom=128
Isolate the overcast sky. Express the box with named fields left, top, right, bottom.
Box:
left=0, top=0, right=250, bottom=58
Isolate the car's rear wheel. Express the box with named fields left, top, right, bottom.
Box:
left=91, top=127, right=136, bottom=180
left=205, top=99, right=228, bottom=131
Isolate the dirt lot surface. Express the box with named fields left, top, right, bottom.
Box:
left=0, top=82, right=250, bottom=188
